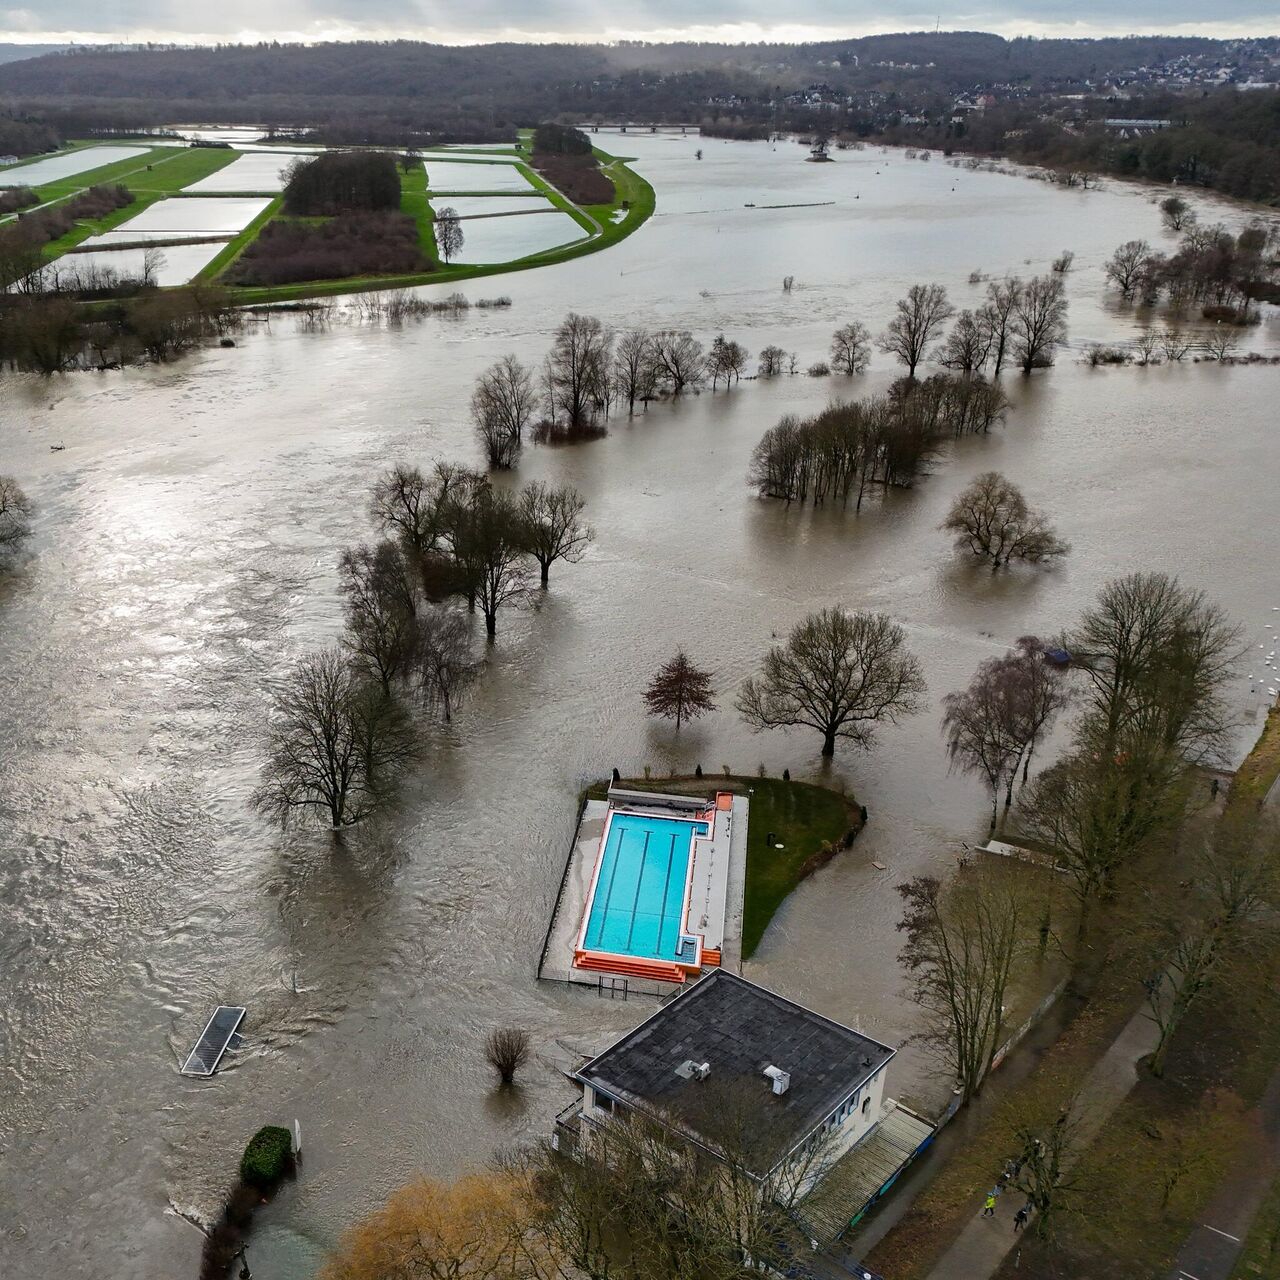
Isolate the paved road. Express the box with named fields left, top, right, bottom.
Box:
left=1166, top=1062, right=1280, bottom=1280
left=925, top=1005, right=1161, bottom=1280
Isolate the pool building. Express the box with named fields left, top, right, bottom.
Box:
left=540, top=785, right=748, bottom=989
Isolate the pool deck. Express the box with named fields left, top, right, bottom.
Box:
left=539, top=789, right=748, bottom=991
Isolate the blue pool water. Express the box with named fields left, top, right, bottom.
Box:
left=583, top=813, right=709, bottom=962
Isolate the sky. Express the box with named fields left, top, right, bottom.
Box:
left=0, top=0, right=1277, bottom=44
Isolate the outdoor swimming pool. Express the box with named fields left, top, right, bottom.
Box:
left=581, top=813, right=708, bottom=962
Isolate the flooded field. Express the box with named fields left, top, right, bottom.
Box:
left=2, top=134, right=1278, bottom=1278
left=453, top=208, right=588, bottom=262
left=78, top=195, right=272, bottom=243
left=50, top=241, right=229, bottom=286
left=424, top=158, right=534, bottom=192
left=0, top=144, right=150, bottom=186
left=185, top=153, right=311, bottom=194
left=444, top=194, right=554, bottom=217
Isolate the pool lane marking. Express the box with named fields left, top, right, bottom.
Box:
left=1202, top=1225, right=1240, bottom=1243
left=623, top=830, right=652, bottom=952
left=655, top=832, right=680, bottom=958
left=588, top=819, right=626, bottom=950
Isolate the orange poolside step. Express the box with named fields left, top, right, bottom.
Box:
left=574, top=952, right=687, bottom=983
left=701, top=949, right=722, bottom=967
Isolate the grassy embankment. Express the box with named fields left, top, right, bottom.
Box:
left=864, top=707, right=1280, bottom=1280
left=219, top=143, right=655, bottom=304
left=584, top=773, right=861, bottom=960
left=14, top=146, right=240, bottom=258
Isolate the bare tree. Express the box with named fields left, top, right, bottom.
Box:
left=544, top=312, right=612, bottom=429
left=1067, top=571, right=1240, bottom=758
left=937, top=309, right=993, bottom=374
left=738, top=607, right=926, bottom=757
left=434, top=206, right=463, bottom=264
left=1013, top=274, right=1068, bottom=373
left=1011, top=1107, right=1083, bottom=1239
left=1104, top=239, right=1153, bottom=296
left=518, top=481, right=593, bottom=587
left=1160, top=195, right=1195, bottom=232
left=338, top=540, right=420, bottom=690
left=757, top=344, right=787, bottom=378
left=643, top=650, right=717, bottom=728
left=445, top=486, right=531, bottom=641
left=830, top=321, right=872, bottom=375
left=414, top=607, right=478, bottom=722
left=942, top=669, right=1025, bottom=833
left=1134, top=329, right=1161, bottom=366
left=981, top=278, right=1021, bottom=375
left=1204, top=326, right=1239, bottom=362
left=484, top=1028, right=531, bottom=1086
left=645, top=329, right=703, bottom=395
left=0, top=476, right=34, bottom=554
left=941, top=472, right=1069, bottom=570
left=1144, top=813, right=1278, bottom=1076
left=613, top=326, right=657, bottom=414
left=1160, top=329, right=1193, bottom=361
left=251, top=648, right=417, bottom=828
left=472, top=354, right=536, bottom=470
left=898, top=871, right=1023, bottom=1103
left=704, top=334, right=748, bottom=389
left=879, top=283, right=954, bottom=379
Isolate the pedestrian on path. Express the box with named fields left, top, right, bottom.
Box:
left=1014, top=1204, right=1029, bottom=1232
left=982, top=1192, right=998, bottom=1218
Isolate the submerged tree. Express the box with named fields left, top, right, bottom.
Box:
left=879, top=283, right=954, bottom=379
left=517, top=481, right=592, bottom=587
left=830, top=321, right=872, bottom=375
left=738, top=607, right=926, bottom=758
left=338, top=540, right=420, bottom=690
left=941, top=472, right=1069, bottom=570
left=484, top=1027, right=531, bottom=1086
left=613, top=326, right=657, bottom=413
left=251, top=648, right=418, bottom=828
left=472, top=354, right=536, bottom=470
left=445, top=486, right=531, bottom=641
left=757, top=344, right=787, bottom=378
left=981, top=277, right=1021, bottom=376
left=898, top=871, right=1024, bottom=1103
left=643, top=650, right=717, bottom=728
left=650, top=329, right=704, bottom=395
left=414, top=607, right=478, bottom=722
left=1012, top=273, right=1068, bottom=373
left=0, top=475, right=34, bottom=555
left=434, top=206, right=463, bottom=264
left=544, top=312, right=612, bottom=428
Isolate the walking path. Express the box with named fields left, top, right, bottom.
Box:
left=925, top=1003, right=1160, bottom=1280
left=1165, top=1061, right=1280, bottom=1280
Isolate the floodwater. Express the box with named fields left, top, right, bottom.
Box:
left=80, top=196, right=272, bottom=244
left=2, top=134, right=1278, bottom=1279
left=0, top=145, right=150, bottom=187
left=453, top=209, right=588, bottom=263
left=43, top=242, right=229, bottom=287
left=445, top=195, right=554, bottom=218
left=185, top=154, right=311, bottom=195
left=424, top=158, right=533, bottom=192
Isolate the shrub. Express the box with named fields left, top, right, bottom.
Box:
left=0, top=187, right=37, bottom=215
left=283, top=150, right=402, bottom=215
left=229, top=212, right=428, bottom=285
left=239, top=1125, right=293, bottom=1190
left=807, top=361, right=830, bottom=377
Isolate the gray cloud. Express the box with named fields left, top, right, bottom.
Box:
left=3, top=0, right=1277, bottom=39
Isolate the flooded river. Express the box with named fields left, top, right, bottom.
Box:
left=2, top=135, right=1278, bottom=1277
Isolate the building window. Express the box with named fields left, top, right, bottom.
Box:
left=862, top=1097, right=871, bottom=1117
left=594, top=1092, right=614, bottom=1114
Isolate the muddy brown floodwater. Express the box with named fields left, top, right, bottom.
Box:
left=2, top=134, right=1278, bottom=1278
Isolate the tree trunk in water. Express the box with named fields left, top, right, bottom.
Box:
left=822, top=726, right=837, bottom=758
left=485, top=611, right=497, bottom=642
left=539, top=561, right=550, bottom=588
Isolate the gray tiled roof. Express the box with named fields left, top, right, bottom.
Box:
left=576, top=971, right=895, bottom=1175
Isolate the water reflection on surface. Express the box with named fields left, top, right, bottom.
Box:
left=2, top=135, right=1278, bottom=1277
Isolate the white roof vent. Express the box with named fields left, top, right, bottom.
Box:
left=675, top=1059, right=712, bottom=1081
left=763, top=1064, right=791, bottom=1095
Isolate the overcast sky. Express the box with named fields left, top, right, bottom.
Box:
left=1, top=0, right=1276, bottom=44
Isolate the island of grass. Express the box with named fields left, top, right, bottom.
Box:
left=585, top=773, right=863, bottom=959
left=5, top=127, right=654, bottom=303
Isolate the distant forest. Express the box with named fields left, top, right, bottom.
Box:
left=1, top=34, right=1278, bottom=202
